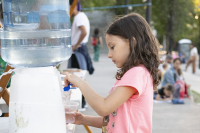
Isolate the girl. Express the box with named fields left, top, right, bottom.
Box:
left=91, top=28, right=103, bottom=62
left=64, top=13, right=161, bottom=133
left=177, top=67, right=191, bottom=98
left=154, top=84, right=174, bottom=101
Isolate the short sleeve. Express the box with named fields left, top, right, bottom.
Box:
left=75, top=14, right=84, bottom=27
left=195, top=48, right=198, bottom=54
left=115, top=66, right=148, bottom=100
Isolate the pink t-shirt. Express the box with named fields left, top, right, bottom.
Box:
left=102, top=65, right=153, bottom=133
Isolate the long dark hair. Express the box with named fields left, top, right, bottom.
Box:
left=106, top=13, right=161, bottom=90
left=173, top=58, right=182, bottom=63
left=93, top=28, right=99, bottom=38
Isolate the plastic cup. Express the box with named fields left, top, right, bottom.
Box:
left=64, top=102, right=79, bottom=124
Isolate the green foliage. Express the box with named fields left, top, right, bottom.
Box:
left=81, top=0, right=116, bottom=8
left=152, top=0, right=196, bottom=44
left=192, top=90, right=200, bottom=104
left=112, top=0, right=145, bottom=17
left=80, top=0, right=198, bottom=48
left=112, top=0, right=197, bottom=49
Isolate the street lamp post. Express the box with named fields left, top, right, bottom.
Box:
left=145, top=0, right=151, bottom=25
left=125, top=0, right=129, bottom=15
left=199, top=14, right=200, bottom=68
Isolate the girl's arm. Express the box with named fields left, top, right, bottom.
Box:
left=82, top=115, right=103, bottom=128
left=155, top=94, right=161, bottom=101
left=64, top=73, right=138, bottom=116
left=72, top=112, right=103, bottom=128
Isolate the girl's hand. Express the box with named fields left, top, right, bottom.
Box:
left=0, top=23, right=3, bottom=28
left=71, top=112, right=84, bottom=125
left=63, top=72, right=83, bottom=88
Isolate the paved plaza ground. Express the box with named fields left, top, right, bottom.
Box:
left=74, top=53, right=200, bottom=133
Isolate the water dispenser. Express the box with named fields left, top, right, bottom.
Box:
left=1, top=0, right=72, bottom=67
left=0, top=0, right=72, bottom=133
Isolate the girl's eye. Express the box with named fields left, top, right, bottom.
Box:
left=111, top=46, right=114, bottom=50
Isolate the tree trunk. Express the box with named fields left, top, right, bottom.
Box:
left=145, top=0, right=152, bottom=25
left=168, top=0, right=174, bottom=54
left=166, top=34, right=170, bottom=53
left=125, top=0, right=129, bottom=14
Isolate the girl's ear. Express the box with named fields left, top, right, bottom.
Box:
left=133, top=37, right=137, bottom=46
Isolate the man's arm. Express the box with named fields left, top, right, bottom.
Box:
left=190, top=55, right=196, bottom=61
left=73, top=25, right=87, bottom=51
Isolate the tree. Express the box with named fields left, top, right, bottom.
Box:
left=81, top=0, right=116, bottom=9
left=193, top=0, right=200, bottom=50
left=152, top=0, right=196, bottom=52
left=113, top=0, right=197, bottom=52
left=112, top=0, right=145, bottom=16
left=80, top=0, right=198, bottom=52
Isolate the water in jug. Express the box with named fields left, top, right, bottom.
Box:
left=1, top=0, right=72, bottom=67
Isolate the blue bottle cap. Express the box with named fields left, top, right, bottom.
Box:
left=63, top=83, right=72, bottom=91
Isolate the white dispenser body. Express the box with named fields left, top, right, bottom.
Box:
left=9, top=67, right=66, bottom=133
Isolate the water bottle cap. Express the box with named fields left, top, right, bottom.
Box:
left=63, top=83, right=72, bottom=91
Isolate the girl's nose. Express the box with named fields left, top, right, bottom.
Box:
left=108, top=52, right=112, bottom=58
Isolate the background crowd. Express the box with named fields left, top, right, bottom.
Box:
left=156, top=43, right=198, bottom=103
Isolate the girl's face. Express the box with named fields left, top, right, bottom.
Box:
left=106, top=34, right=130, bottom=68
left=173, top=60, right=181, bottom=70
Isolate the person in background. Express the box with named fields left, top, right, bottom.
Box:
left=177, top=68, right=184, bottom=81
left=91, top=28, right=103, bottom=62
left=158, top=55, right=172, bottom=80
left=179, top=52, right=182, bottom=58
left=162, top=58, right=182, bottom=87
left=165, top=55, right=173, bottom=69
left=69, top=0, right=94, bottom=109
left=158, top=55, right=172, bottom=72
left=185, top=44, right=198, bottom=74
left=177, top=68, right=191, bottom=98
left=181, top=53, right=186, bottom=64
left=154, top=84, right=174, bottom=101
left=172, top=51, right=179, bottom=59
left=69, top=0, right=94, bottom=74
left=162, top=58, right=182, bottom=99
left=161, top=63, right=168, bottom=81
